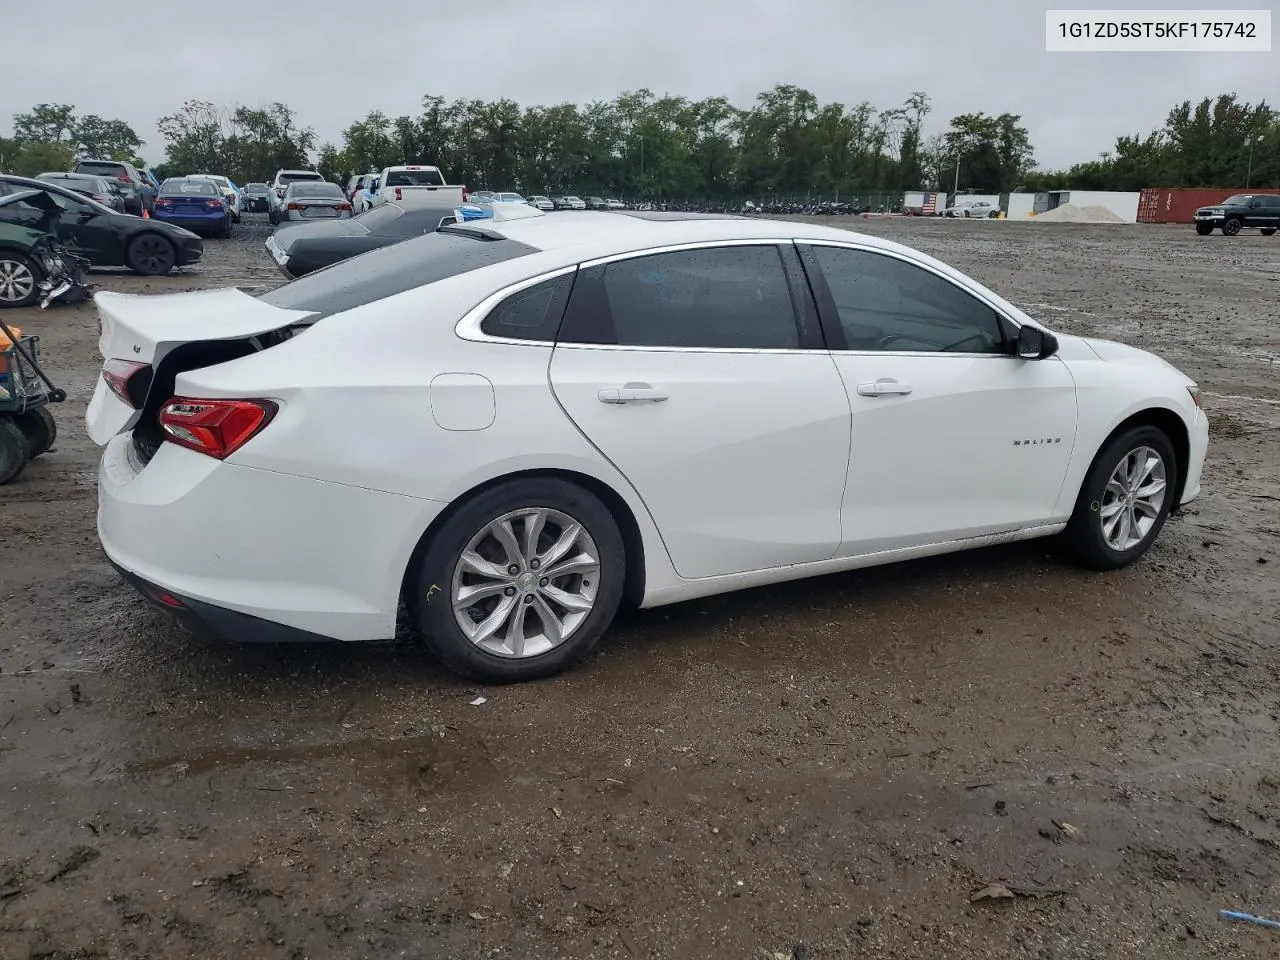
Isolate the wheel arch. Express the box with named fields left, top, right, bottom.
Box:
left=1088, top=406, right=1192, bottom=512
left=399, top=468, right=648, bottom=610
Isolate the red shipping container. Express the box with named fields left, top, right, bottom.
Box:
left=1138, top=187, right=1253, bottom=224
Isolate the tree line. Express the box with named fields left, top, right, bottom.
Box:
left=3, top=89, right=1276, bottom=199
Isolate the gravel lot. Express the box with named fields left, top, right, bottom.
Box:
left=1, top=214, right=1278, bottom=960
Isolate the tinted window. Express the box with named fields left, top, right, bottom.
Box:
left=480, top=272, right=575, bottom=342
left=259, top=231, right=539, bottom=319
left=384, top=168, right=446, bottom=187
left=809, top=246, right=1007, bottom=354
left=162, top=181, right=219, bottom=196
left=76, top=162, right=126, bottom=176
left=352, top=205, right=405, bottom=232
left=278, top=171, right=323, bottom=184
left=391, top=208, right=457, bottom=238
left=1268, top=196, right=1280, bottom=209
left=289, top=183, right=344, bottom=198
left=561, top=245, right=799, bottom=349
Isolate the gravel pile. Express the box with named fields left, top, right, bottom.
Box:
left=1033, top=202, right=1126, bottom=223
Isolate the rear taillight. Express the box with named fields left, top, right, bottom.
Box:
left=336, top=202, right=351, bottom=211
left=158, top=398, right=277, bottom=460
left=102, top=359, right=151, bottom=408
left=286, top=202, right=302, bottom=211
left=205, top=198, right=223, bottom=208
left=462, top=186, right=468, bottom=201
left=155, top=198, right=171, bottom=207
left=117, top=175, right=130, bottom=183
left=394, top=187, right=402, bottom=201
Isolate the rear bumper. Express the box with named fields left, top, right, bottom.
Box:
left=97, top=433, right=447, bottom=642
left=110, top=560, right=336, bottom=643
left=153, top=212, right=225, bottom=234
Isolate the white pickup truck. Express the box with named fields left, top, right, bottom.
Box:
left=368, top=165, right=468, bottom=209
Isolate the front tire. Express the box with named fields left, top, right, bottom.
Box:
left=126, top=234, right=176, bottom=276
left=1222, top=218, right=1242, bottom=236
left=1262, top=228, right=1277, bottom=236
left=0, top=252, right=41, bottom=308
left=1063, top=425, right=1178, bottom=570
left=408, top=478, right=626, bottom=683
left=1195, top=223, right=1213, bottom=235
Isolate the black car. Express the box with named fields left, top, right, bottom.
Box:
left=584, top=196, right=609, bottom=210
left=1193, top=193, right=1280, bottom=236
left=242, top=182, right=272, bottom=213
left=0, top=175, right=203, bottom=275
left=35, top=172, right=126, bottom=212
left=263, top=201, right=458, bottom=279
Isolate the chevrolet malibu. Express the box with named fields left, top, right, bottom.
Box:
left=87, top=204, right=1208, bottom=683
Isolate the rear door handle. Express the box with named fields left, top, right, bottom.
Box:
left=857, top=378, right=913, bottom=397
left=598, top=382, right=669, bottom=404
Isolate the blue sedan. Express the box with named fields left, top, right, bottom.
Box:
left=151, top=178, right=232, bottom=238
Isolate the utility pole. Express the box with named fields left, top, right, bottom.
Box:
left=1246, top=134, right=1264, bottom=187
left=953, top=158, right=960, bottom=198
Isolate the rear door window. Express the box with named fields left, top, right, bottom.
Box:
left=558, top=245, right=801, bottom=349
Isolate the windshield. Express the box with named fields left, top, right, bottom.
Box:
left=288, top=182, right=344, bottom=199
left=260, top=230, right=539, bottom=320
left=3, top=186, right=116, bottom=217
left=384, top=168, right=446, bottom=187
left=198, top=176, right=230, bottom=188
left=245, top=183, right=269, bottom=194
left=76, top=162, right=126, bottom=177
left=1221, top=195, right=1253, bottom=205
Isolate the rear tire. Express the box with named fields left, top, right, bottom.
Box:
left=1063, top=425, right=1178, bottom=570
left=0, top=416, right=31, bottom=484
left=408, top=478, right=626, bottom=683
left=1195, top=223, right=1213, bottom=236
left=126, top=234, right=176, bottom=276
left=218, top=218, right=232, bottom=240
left=16, top=407, right=56, bottom=458
left=1222, top=218, right=1242, bottom=236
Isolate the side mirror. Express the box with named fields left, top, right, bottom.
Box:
left=1017, top=325, right=1059, bottom=360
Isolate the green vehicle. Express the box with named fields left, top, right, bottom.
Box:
left=0, top=220, right=60, bottom=309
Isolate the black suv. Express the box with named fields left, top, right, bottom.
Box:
left=73, top=159, right=150, bottom=215
left=1193, top=193, right=1280, bottom=236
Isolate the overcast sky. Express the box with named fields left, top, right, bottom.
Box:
left=3, top=0, right=1275, bottom=171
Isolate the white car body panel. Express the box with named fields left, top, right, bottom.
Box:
left=548, top=345, right=851, bottom=578
left=88, top=212, right=1209, bottom=642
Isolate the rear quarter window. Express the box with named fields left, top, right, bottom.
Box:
left=259, top=230, right=539, bottom=319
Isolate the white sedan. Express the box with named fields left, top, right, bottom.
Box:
left=947, top=200, right=998, bottom=218
left=86, top=204, right=1207, bottom=683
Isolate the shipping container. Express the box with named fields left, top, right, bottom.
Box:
left=1137, top=187, right=1252, bottom=224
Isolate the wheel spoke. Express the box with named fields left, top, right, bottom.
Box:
left=1115, top=506, right=1132, bottom=548
left=468, top=594, right=518, bottom=644
left=1132, top=498, right=1161, bottom=520
left=507, top=605, right=528, bottom=657
left=540, top=583, right=593, bottom=613
left=1136, top=478, right=1166, bottom=500
left=521, top=509, right=547, bottom=566
left=1105, top=479, right=1128, bottom=501
left=453, top=580, right=511, bottom=610
left=539, top=521, right=583, bottom=569
left=1135, top=453, right=1160, bottom=487
left=531, top=594, right=565, bottom=645
left=489, top=518, right=523, bottom=568
left=459, top=549, right=511, bottom=581
left=543, top=554, right=599, bottom=581
left=1099, top=498, right=1125, bottom=519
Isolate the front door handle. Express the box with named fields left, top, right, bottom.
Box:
left=857, top=378, right=913, bottom=397
left=598, top=382, right=669, bottom=404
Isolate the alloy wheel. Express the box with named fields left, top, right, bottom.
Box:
left=451, top=507, right=600, bottom=659
left=0, top=258, right=35, bottom=304
left=1099, top=445, right=1168, bottom=551
left=131, top=236, right=174, bottom=274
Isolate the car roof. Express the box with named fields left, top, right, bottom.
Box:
left=468, top=210, right=899, bottom=260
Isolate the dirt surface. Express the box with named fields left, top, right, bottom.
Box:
left=1, top=214, right=1278, bottom=959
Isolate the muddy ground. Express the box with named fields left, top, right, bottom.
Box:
left=1, top=214, right=1278, bottom=960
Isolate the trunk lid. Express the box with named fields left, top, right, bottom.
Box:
left=86, top=288, right=317, bottom=445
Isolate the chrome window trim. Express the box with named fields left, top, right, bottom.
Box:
left=454, top=264, right=579, bottom=345
left=798, top=237, right=1029, bottom=358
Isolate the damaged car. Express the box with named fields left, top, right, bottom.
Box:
left=0, top=214, right=93, bottom=309
left=0, top=175, right=203, bottom=276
